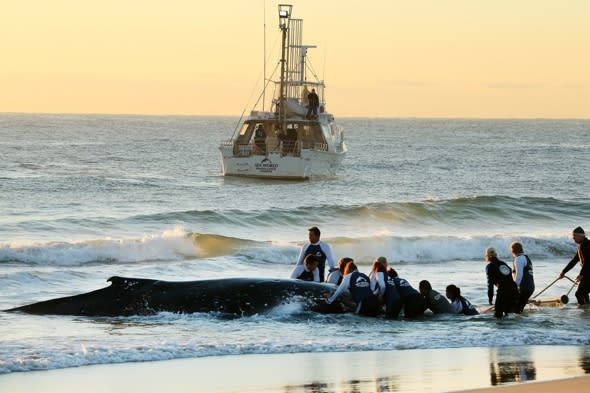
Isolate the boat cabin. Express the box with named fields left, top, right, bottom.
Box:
left=233, top=118, right=329, bottom=157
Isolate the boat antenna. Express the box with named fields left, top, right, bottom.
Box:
left=278, top=4, right=292, bottom=133
left=322, top=41, right=327, bottom=83
left=262, top=0, right=266, bottom=111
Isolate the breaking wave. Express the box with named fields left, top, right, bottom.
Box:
left=0, top=230, right=577, bottom=267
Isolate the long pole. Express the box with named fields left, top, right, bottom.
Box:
left=279, top=16, right=288, bottom=129
left=262, top=0, right=266, bottom=111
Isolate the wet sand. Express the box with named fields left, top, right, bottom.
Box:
left=0, top=345, right=588, bottom=393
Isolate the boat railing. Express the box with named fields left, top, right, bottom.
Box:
left=314, top=142, right=328, bottom=152
left=279, top=140, right=300, bottom=157
left=233, top=143, right=253, bottom=156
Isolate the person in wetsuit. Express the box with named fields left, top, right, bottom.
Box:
left=559, top=227, right=590, bottom=305
left=325, top=261, right=380, bottom=316
left=510, top=241, right=535, bottom=312
left=419, top=280, right=455, bottom=314
left=387, top=267, right=425, bottom=318
left=369, top=257, right=389, bottom=299
left=446, top=284, right=479, bottom=315
left=295, top=254, right=320, bottom=282
left=290, top=226, right=336, bottom=282
left=326, top=257, right=353, bottom=285
left=485, top=247, right=519, bottom=318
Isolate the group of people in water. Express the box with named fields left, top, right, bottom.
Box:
left=290, top=226, right=590, bottom=318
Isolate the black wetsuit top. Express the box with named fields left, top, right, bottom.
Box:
left=486, top=258, right=518, bottom=304
left=562, top=237, right=590, bottom=281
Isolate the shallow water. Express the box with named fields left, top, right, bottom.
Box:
left=1, top=114, right=589, bottom=374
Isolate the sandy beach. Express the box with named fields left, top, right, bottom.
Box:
left=1, top=345, right=588, bottom=393
left=458, top=376, right=589, bottom=392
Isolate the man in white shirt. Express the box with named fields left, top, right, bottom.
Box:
left=290, top=226, right=336, bottom=282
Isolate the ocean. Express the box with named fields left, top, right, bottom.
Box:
left=1, top=113, right=589, bottom=375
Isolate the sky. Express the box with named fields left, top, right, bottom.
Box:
left=1, top=0, right=589, bottom=118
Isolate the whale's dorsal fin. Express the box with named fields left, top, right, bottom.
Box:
left=107, top=276, right=157, bottom=290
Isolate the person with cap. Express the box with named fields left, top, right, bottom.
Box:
left=510, top=241, right=535, bottom=312
left=290, top=226, right=336, bottom=282
left=559, top=227, right=590, bottom=305
left=485, top=247, right=519, bottom=318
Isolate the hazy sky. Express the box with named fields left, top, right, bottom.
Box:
left=2, top=0, right=589, bottom=118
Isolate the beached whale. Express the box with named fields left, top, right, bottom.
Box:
left=5, top=276, right=352, bottom=317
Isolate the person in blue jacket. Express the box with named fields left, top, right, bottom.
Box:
left=387, top=267, right=425, bottom=318
left=446, top=284, right=479, bottom=315
left=325, top=261, right=380, bottom=316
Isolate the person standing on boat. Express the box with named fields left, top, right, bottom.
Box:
left=306, top=88, right=319, bottom=119
left=253, top=124, right=266, bottom=154
left=485, top=247, right=519, bottom=318
left=290, top=226, right=336, bottom=282
left=510, top=241, right=535, bottom=312
left=559, top=227, right=590, bottom=305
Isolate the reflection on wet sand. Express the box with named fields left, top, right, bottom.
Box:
left=284, top=375, right=400, bottom=393
left=579, top=346, right=590, bottom=374
left=489, top=361, right=536, bottom=385
left=280, top=346, right=590, bottom=393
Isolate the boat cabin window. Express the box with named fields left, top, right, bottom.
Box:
left=299, top=123, right=326, bottom=146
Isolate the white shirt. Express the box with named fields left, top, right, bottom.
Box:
left=290, top=240, right=337, bottom=279
left=326, top=273, right=353, bottom=304
left=369, top=271, right=386, bottom=297
left=450, top=299, right=463, bottom=314
left=512, top=254, right=528, bottom=286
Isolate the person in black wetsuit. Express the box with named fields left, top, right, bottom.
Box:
left=485, top=247, right=519, bottom=318
left=559, top=227, right=590, bottom=305
left=325, top=262, right=380, bottom=316
left=419, top=280, right=455, bottom=314
left=387, top=267, right=425, bottom=318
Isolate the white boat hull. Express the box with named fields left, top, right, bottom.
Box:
left=219, top=148, right=345, bottom=180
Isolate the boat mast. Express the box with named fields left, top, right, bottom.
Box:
left=278, top=4, right=292, bottom=130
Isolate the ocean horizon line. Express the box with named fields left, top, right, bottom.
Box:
left=1, top=111, right=589, bottom=122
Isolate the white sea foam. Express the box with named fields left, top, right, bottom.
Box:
left=0, top=230, right=576, bottom=267
left=0, top=227, right=199, bottom=266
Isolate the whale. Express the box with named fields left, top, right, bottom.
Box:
left=5, top=276, right=353, bottom=317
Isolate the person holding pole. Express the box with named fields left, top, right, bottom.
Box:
left=559, top=227, right=590, bottom=305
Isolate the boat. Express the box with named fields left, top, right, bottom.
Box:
left=219, top=4, right=347, bottom=180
